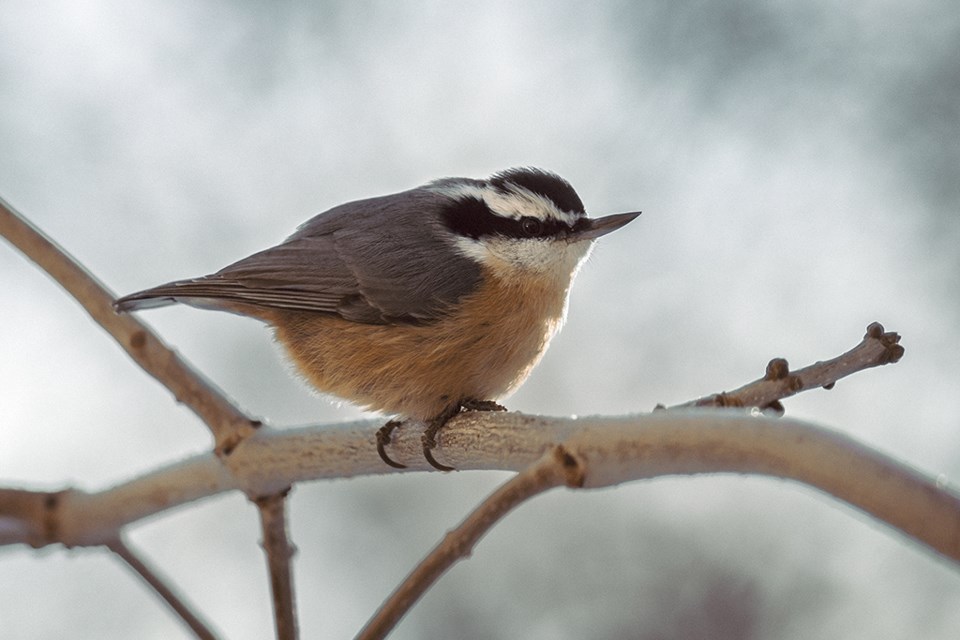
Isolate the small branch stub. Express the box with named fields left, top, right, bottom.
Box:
left=554, top=444, right=586, bottom=488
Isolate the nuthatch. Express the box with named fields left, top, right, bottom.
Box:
left=115, top=168, right=640, bottom=470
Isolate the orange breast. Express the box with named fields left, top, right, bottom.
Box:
left=268, top=269, right=571, bottom=419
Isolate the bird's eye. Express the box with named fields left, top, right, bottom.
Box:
left=520, top=217, right=542, bottom=237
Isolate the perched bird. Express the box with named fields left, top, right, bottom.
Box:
left=115, top=168, right=639, bottom=470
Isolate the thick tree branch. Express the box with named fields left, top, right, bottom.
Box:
left=0, top=195, right=256, bottom=454
left=254, top=491, right=299, bottom=640
left=2, top=412, right=957, bottom=564
left=356, top=401, right=958, bottom=638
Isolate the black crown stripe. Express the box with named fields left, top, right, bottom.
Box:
left=490, top=167, right=586, bottom=215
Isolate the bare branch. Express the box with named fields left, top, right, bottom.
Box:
left=0, top=195, right=256, bottom=453
left=106, top=537, right=220, bottom=640
left=3, top=202, right=938, bottom=639
left=672, top=322, right=904, bottom=412
left=356, top=445, right=582, bottom=640
left=3, top=413, right=957, bottom=564
left=254, top=490, right=299, bottom=640
left=0, top=488, right=60, bottom=547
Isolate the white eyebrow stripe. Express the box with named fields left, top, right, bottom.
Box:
left=427, top=182, right=582, bottom=225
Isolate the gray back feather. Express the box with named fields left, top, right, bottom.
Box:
left=116, top=188, right=482, bottom=324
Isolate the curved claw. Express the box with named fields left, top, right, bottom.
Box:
left=422, top=442, right=455, bottom=472
left=420, top=404, right=463, bottom=472
left=376, top=421, right=407, bottom=469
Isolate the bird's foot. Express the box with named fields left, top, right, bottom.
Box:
left=378, top=400, right=508, bottom=471
left=421, top=399, right=507, bottom=472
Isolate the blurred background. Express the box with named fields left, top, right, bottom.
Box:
left=2, top=1, right=958, bottom=638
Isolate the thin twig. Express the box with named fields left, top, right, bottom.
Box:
left=254, top=490, right=299, bottom=640
left=356, top=445, right=583, bottom=640
left=0, top=195, right=256, bottom=453
left=669, top=321, right=904, bottom=412
left=106, top=537, right=220, bottom=640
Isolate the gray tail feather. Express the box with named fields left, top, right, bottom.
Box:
left=114, top=293, right=176, bottom=311
left=113, top=280, right=212, bottom=312
left=113, top=279, right=280, bottom=316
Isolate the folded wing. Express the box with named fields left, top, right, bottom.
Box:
left=114, top=189, right=481, bottom=325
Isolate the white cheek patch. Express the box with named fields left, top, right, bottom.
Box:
left=453, top=235, right=594, bottom=282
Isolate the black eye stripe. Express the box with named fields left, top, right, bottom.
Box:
left=441, top=197, right=573, bottom=240
left=517, top=215, right=569, bottom=238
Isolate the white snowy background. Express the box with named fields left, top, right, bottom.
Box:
left=2, top=2, right=958, bottom=638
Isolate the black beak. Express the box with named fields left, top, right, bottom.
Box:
left=574, top=211, right=641, bottom=240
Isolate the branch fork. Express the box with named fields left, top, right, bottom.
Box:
left=2, top=195, right=940, bottom=640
